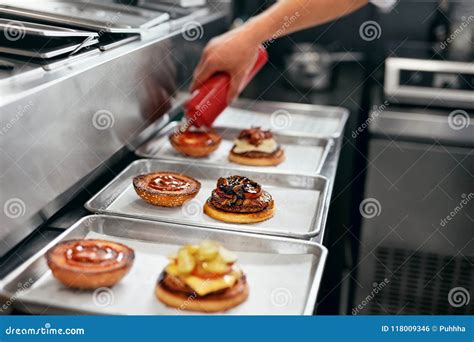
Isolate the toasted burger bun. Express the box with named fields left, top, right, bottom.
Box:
left=133, top=172, right=200, bottom=207
left=204, top=200, right=274, bottom=224
left=229, top=148, right=285, bottom=166
left=155, top=280, right=249, bottom=313
left=170, top=142, right=220, bottom=158
left=169, top=131, right=222, bottom=158
left=46, top=239, right=135, bottom=290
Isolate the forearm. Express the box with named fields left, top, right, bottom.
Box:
left=241, top=0, right=369, bottom=44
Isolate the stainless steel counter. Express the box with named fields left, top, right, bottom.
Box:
left=0, top=3, right=349, bottom=315
left=0, top=104, right=346, bottom=316
left=0, top=5, right=230, bottom=258
left=41, top=101, right=347, bottom=245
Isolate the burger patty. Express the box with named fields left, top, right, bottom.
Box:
left=160, top=272, right=193, bottom=294
left=160, top=272, right=247, bottom=299
left=209, top=190, right=273, bottom=213
left=230, top=146, right=283, bottom=158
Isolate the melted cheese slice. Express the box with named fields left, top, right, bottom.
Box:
left=184, top=274, right=237, bottom=296
left=166, top=264, right=241, bottom=296
left=232, top=138, right=278, bottom=154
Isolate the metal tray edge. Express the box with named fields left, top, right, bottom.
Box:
left=0, top=215, right=329, bottom=315
left=84, top=159, right=329, bottom=239
left=231, top=99, right=350, bottom=139
left=135, top=121, right=335, bottom=176
left=303, top=244, right=328, bottom=314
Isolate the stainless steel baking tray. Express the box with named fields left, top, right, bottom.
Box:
left=0, top=18, right=98, bottom=37
left=85, top=159, right=329, bottom=239
left=135, top=122, right=333, bottom=175
left=0, top=215, right=328, bottom=315
left=215, top=99, right=349, bottom=139
left=0, top=1, right=170, bottom=33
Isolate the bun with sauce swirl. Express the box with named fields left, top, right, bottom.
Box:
left=46, top=239, right=135, bottom=289
left=169, top=129, right=222, bottom=158
left=133, top=172, right=201, bottom=207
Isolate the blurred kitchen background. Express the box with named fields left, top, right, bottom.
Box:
left=0, top=0, right=473, bottom=315
left=236, top=0, right=474, bottom=315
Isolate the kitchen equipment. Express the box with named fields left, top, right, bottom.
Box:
left=384, top=41, right=474, bottom=109
left=185, top=45, right=268, bottom=127
left=285, top=43, right=363, bottom=91
left=0, top=36, right=98, bottom=59
left=0, top=4, right=230, bottom=258
left=355, top=135, right=474, bottom=315
left=85, top=159, right=329, bottom=239
left=156, top=0, right=206, bottom=7
left=0, top=1, right=170, bottom=34
left=0, top=55, right=43, bottom=79
left=354, top=36, right=473, bottom=313
left=0, top=19, right=99, bottom=58
left=0, top=58, right=15, bottom=70
left=0, top=215, right=328, bottom=315
left=0, top=18, right=98, bottom=38
left=448, top=2, right=474, bottom=61
left=427, top=0, right=451, bottom=55
left=385, top=57, right=474, bottom=109
left=215, top=99, right=349, bottom=139
left=135, top=121, right=333, bottom=175
left=286, top=44, right=332, bottom=90
left=137, top=0, right=211, bottom=30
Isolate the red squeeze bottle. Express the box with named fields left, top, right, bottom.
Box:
left=185, top=45, right=268, bottom=128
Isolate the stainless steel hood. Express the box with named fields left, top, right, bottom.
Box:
left=0, top=1, right=230, bottom=257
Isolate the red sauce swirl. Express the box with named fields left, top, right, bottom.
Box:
left=173, top=131, right=218, bottom=146
left=65, top=242, right=122, bottom=267
left=149, top=175, right=191, bottom=191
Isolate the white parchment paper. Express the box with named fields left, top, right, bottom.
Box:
left=145, top=137, right=324, bottom=175
left=18, top=232, right=316, bottom=315
left=107, top=179, right=320, bottom=236
left=215, top=107, right=341, bottom=136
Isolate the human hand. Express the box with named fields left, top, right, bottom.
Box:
left=190, top=27, right=261, bottom=103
